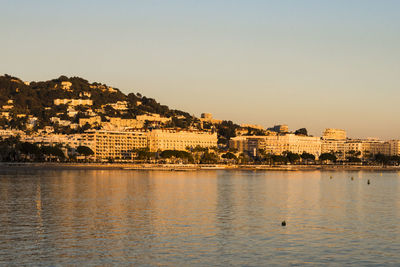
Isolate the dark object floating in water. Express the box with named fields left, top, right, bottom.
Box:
left=367, top=179, right=370, bottom=185
left=281, top=221, right=286, bottom=226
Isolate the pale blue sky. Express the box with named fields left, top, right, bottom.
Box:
left=1, top=0, right=399, bottom=139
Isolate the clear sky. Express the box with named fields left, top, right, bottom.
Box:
left=1, top=0, right=399, bottom=139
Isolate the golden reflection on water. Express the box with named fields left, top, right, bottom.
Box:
left=35, top=180, right=44, bottom=240
left=1, top=169, right=400, bottom=265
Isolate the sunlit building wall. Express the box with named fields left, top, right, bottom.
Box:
left=229, top=134, right=321, bottom=158
left=322, top=128, right=347, bottom=140
left=388, top=140, right=400, bottom=156
left=147, top=129, right=218, bottom=152
left=85, top=130, right=148, bottom=161
left=321, top=139, right=391, bottom=160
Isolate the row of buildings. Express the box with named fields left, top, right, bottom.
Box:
left=21, top=127, right=395, bottom=162
left=85, top=129, right=217, bottom=161
left=229, top=128, right=400, bottom=160
left=79, top=114, right=173, bottom=131
left=2, top=129, right=218, bottom=162
left=230, top=134, right=322, bottom=157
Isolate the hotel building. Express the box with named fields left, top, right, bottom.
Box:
left=54, top=99, right=93, bottom=106
left=85, top=130, right=148, bottom=161
left=322, top=128, right=347, bottom=140
left=84, top=129, right=218, bottom=161
left=147, top=129, right=218, bottom=152
left=321, top=128, right=397, bottom=160
left=389, top=140, right=400, bottom=156
left=229, top=134, right=322, bottom=158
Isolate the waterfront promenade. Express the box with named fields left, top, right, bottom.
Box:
left=1, top=162, right=399, bottom=172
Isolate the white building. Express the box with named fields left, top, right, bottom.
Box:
left=54, top=99, right=93, bottom=106
left=147, top=129, right=218, bottom=152
left=322, top=128, right=346, bottom=140
left=230, top=134, right=322, bottom=158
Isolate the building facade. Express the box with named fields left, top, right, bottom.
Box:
left=230, top=134, right=322, bottom=158
left=54, top=99, right=93, bottom=106
left=147, top=129, right=218, bottom=152
left=85, top=130, right=148, bottom=161
left=389, top=140, right=400, bottom=156
left=322, top=128, right=347, bottom=140
left=321, top=138, right=391, bottom=160
left=83, top=129, right=218, bottom=161
left=199, top=113, right=222, bottom=124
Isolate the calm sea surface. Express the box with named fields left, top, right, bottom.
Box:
left=0, top=169, right=399, bottom=266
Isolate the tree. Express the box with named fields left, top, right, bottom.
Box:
left=221, top=152, right=237, bottom=164
left=200, top=151, right=219, bottom=164
left=217, top=120, right=240, bottom=145
left=272, top=155, right=288, bottom=165
left=77, top=146, right=94, bottom=156
left=19, top=142, right=41, bottom=161
left=285, top=152, right=300, bottom=164
left=160, top=150, right=194, bottom=163
left=319, top=153, right=337, bottom=163
left=79, top=123, right=91, bottom=133
left=77, top=145, right=94, bottom=161
left=134, top=147, right=155, bottom=161
left=347, top=150, right=361, bottom=158
left=301, top=152, right=315, bottom=162
left=390, top=155, right=400, bottom=165
left=41, top=146, right=65, bottom=161
left=374, top=153, right=389, bottom=165
left=238, top=153, right=250, bottom=164
left=346, top=156, right=361, bottom=163
left=294, top=128, right=308, bottom=136
left=221, top=152, right=237, bottom=160
left=192, top=145, right=208, bottom=152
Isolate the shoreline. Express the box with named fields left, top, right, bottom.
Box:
left=0, top=163, right=399, bottom=172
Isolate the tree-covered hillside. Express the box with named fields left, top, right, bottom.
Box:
left=0, top=74, right=248, bottom=146
left=0, top=74, right=193, bottom=127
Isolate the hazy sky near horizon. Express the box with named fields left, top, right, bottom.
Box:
left=1, top=0, right=400, bottom=139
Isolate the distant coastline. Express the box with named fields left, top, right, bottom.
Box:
left=1, top=163, right=399, bottom=172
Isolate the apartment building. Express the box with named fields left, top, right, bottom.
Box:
left=322, top=128, right=347, bottom=140
left=388, top=140, right=400, bottom=156
left=109, top=101, right=128, bottom=111
left=21, top=133, right=93, bottom=149
left=230, top=134, right=322, bottom=157
left=85, top=130, right=148, bottom=161
left=79, top=116, right=102, bottom=127
left=83, top=129, right=217, bottom=161
left=147, top=129, right=218, bottom=152
left=107, top=117, right=144, bottom=129
left=54, top=99, right=93, bottom=106
left=321, top=138, right=391, bottom=160
left=60, top=81, right=72, bottom=90
left=136, top=113, right=171, bottom=123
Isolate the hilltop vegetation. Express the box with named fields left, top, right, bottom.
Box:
left=0, top=74, right=196, bottom=130
left=0, top=74, right=192, bottom=116
left=0, top=74, right=255, bottom=146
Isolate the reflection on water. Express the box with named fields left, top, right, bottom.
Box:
left=0, top=170, right=399, bottom=265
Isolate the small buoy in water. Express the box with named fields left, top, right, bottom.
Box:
left=281, top=221, right=286, bottom=226
left=351, top=177, right=354, bottom=180
left=367, top=179, right=370, bottom=185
